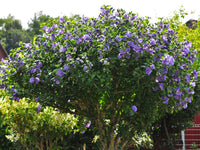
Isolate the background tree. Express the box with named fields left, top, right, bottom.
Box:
left=0, top=15, right=31, bottom=54
left=27, top=11, right=51, bottom=36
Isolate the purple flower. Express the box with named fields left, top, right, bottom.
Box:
left=115, top=36, right=122, bottom=42
left=60, top=18, right=65, bottom=23
left=132, top=105, right=137, bottom=112
left=146, top=68, right=152, bottom=75
left=125, top=31, right=133, bottom=37
left=63, top=65, right=70, bottom=71
left=83, top=66, right=88, bottom=71
left=56, top=69, right=65, bottom=77
left=162, top=35, right=168, bottom=43
left=146, top=48, right=154, bottom=54
left=52, top=24, right=58, bottom=29
left=35, top=77, right=40, bottom=84
left=37, top=105, right=41, bottom=114
left=162, top=97, right=169, bottom=104
left=25, top=43, right=31, bottom=49
left=86, top=121, right=91, bottom=128
left=127, top=41, right=134, bottom=47
left=118, top=50, right=125, bottom=59
left=150, top=39, right=156, bottom=45
left=176, top=89, right=182, bottom=96
left=152, top=87, right=159, bottom=91
left=30, top=77, right=35, bottom=83
left=30, top=67, right=36, bottom=73
left=59, top=46, right=66, bottom=53
left=1, top=58, right=8, bottom=64
left=83, top=17, right=88, bottom=21
left=185, top=74, right=190, bottom=83
left=190, top=81, right=196, bottom=87
left=193, top=70, right=198, bottom=80
left=169, top=56, right=175, bottom=65
left=104, top=60, right=108, bottom=65
left=150, top=64, right=155, bottom=69
left=42, top=25, right=47, bottom=31
left=47, top=27, right=53, bottom=33
left=37, top=62, right=43, bottom=68
left=83, top=34, right=90, bottom=40
left=35, top=97, right=40, bottom=102
left=159, top=83, right=164, bottom=90
left=162, top=54, right=174, bottom=66
left=183, top=103, right=188, bottom=109
left=19, top=61, right=24, bottom=67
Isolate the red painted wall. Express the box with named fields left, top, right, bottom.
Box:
left=184, top=113, right=200, bottom=149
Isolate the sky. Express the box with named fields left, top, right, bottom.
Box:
left=0, top=0, right=200, bottom=29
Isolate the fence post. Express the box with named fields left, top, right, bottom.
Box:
left=181, top=130, right=185, bottom=150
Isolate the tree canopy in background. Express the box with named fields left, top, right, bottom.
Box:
left=0, top=12, right=52, bottom=54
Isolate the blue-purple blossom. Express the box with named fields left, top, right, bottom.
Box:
left=86, top=121, right=91, bottom=128
left=176, top=89, right=182, bottom=96
left=19, top=61, right=24, bottom=67
left=30, top=77, right=35, bottom=83
left=59, top=46, right=66, bottom=53
left=127, top=41, right=134, bottom=47
left=183, top=103, right=188, bottom=109
left=150, top=39, right=156, bottom=45
left=52, top=24, right=58, bottom=29
left=59, top=18, right=65, bottom=23
left=83, top=34, right=90, bottom=40
left=159, top=83, right=164, bottom=90
left=193, top=70, right=198, bottom=80
left=25, top=43, right=31, bottom=49
left=83, top=66, right=88, bottom=71
left=150, top=64, right=155, bottom=69
left=53, top=78, right=60, bottom=84
left=152, top=87, right=159, bottom=91
left=56, top=69, right=65, bottom=77
left=83, top=17, right=88, bottom=21
left=30, top=67, right=36, bottom=73
left=1, top=58, right=8, bottom=64
left=118, top=50, right=126, bottom=59
left=35, top=77, right=40, bottom=84
left=63, top=65, right=70, bottom=71
left=42, top=25, right=47, bottom=31
left=115, top=36, right=122, bottom=42
left=162, top=97, right=169, bottom=104
left=37, top=105, right=41, bottom=114
left=185, top=74, right=190, bottom=83
left=35, top=97, right=40, bottom=102
left=190, top=81, right=196, bottom=87
left=162, top=35, right=168, bottom=44
left=125, top=31, right=133, bottom=37
left=146, top=48, right=154, bottom=54
left=132, top=105, right=137, bottom=112
left=133, top=45, right=141, bottom=53
left=146, top=68, right=152, bottom=75
left=162, top=54, right=175, bottom=66
left=37, top=62, right=43, bottom=68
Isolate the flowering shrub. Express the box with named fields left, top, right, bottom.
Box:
left=0, top=5, right=198, bottom=149
left=0, top=96, right=80, bottom=150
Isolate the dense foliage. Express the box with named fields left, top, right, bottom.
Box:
left=0, top=6, right=198, bottom=149
left=0, top=96, right=89, bottom=150
left=0, top=111, right=15, bottom=149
